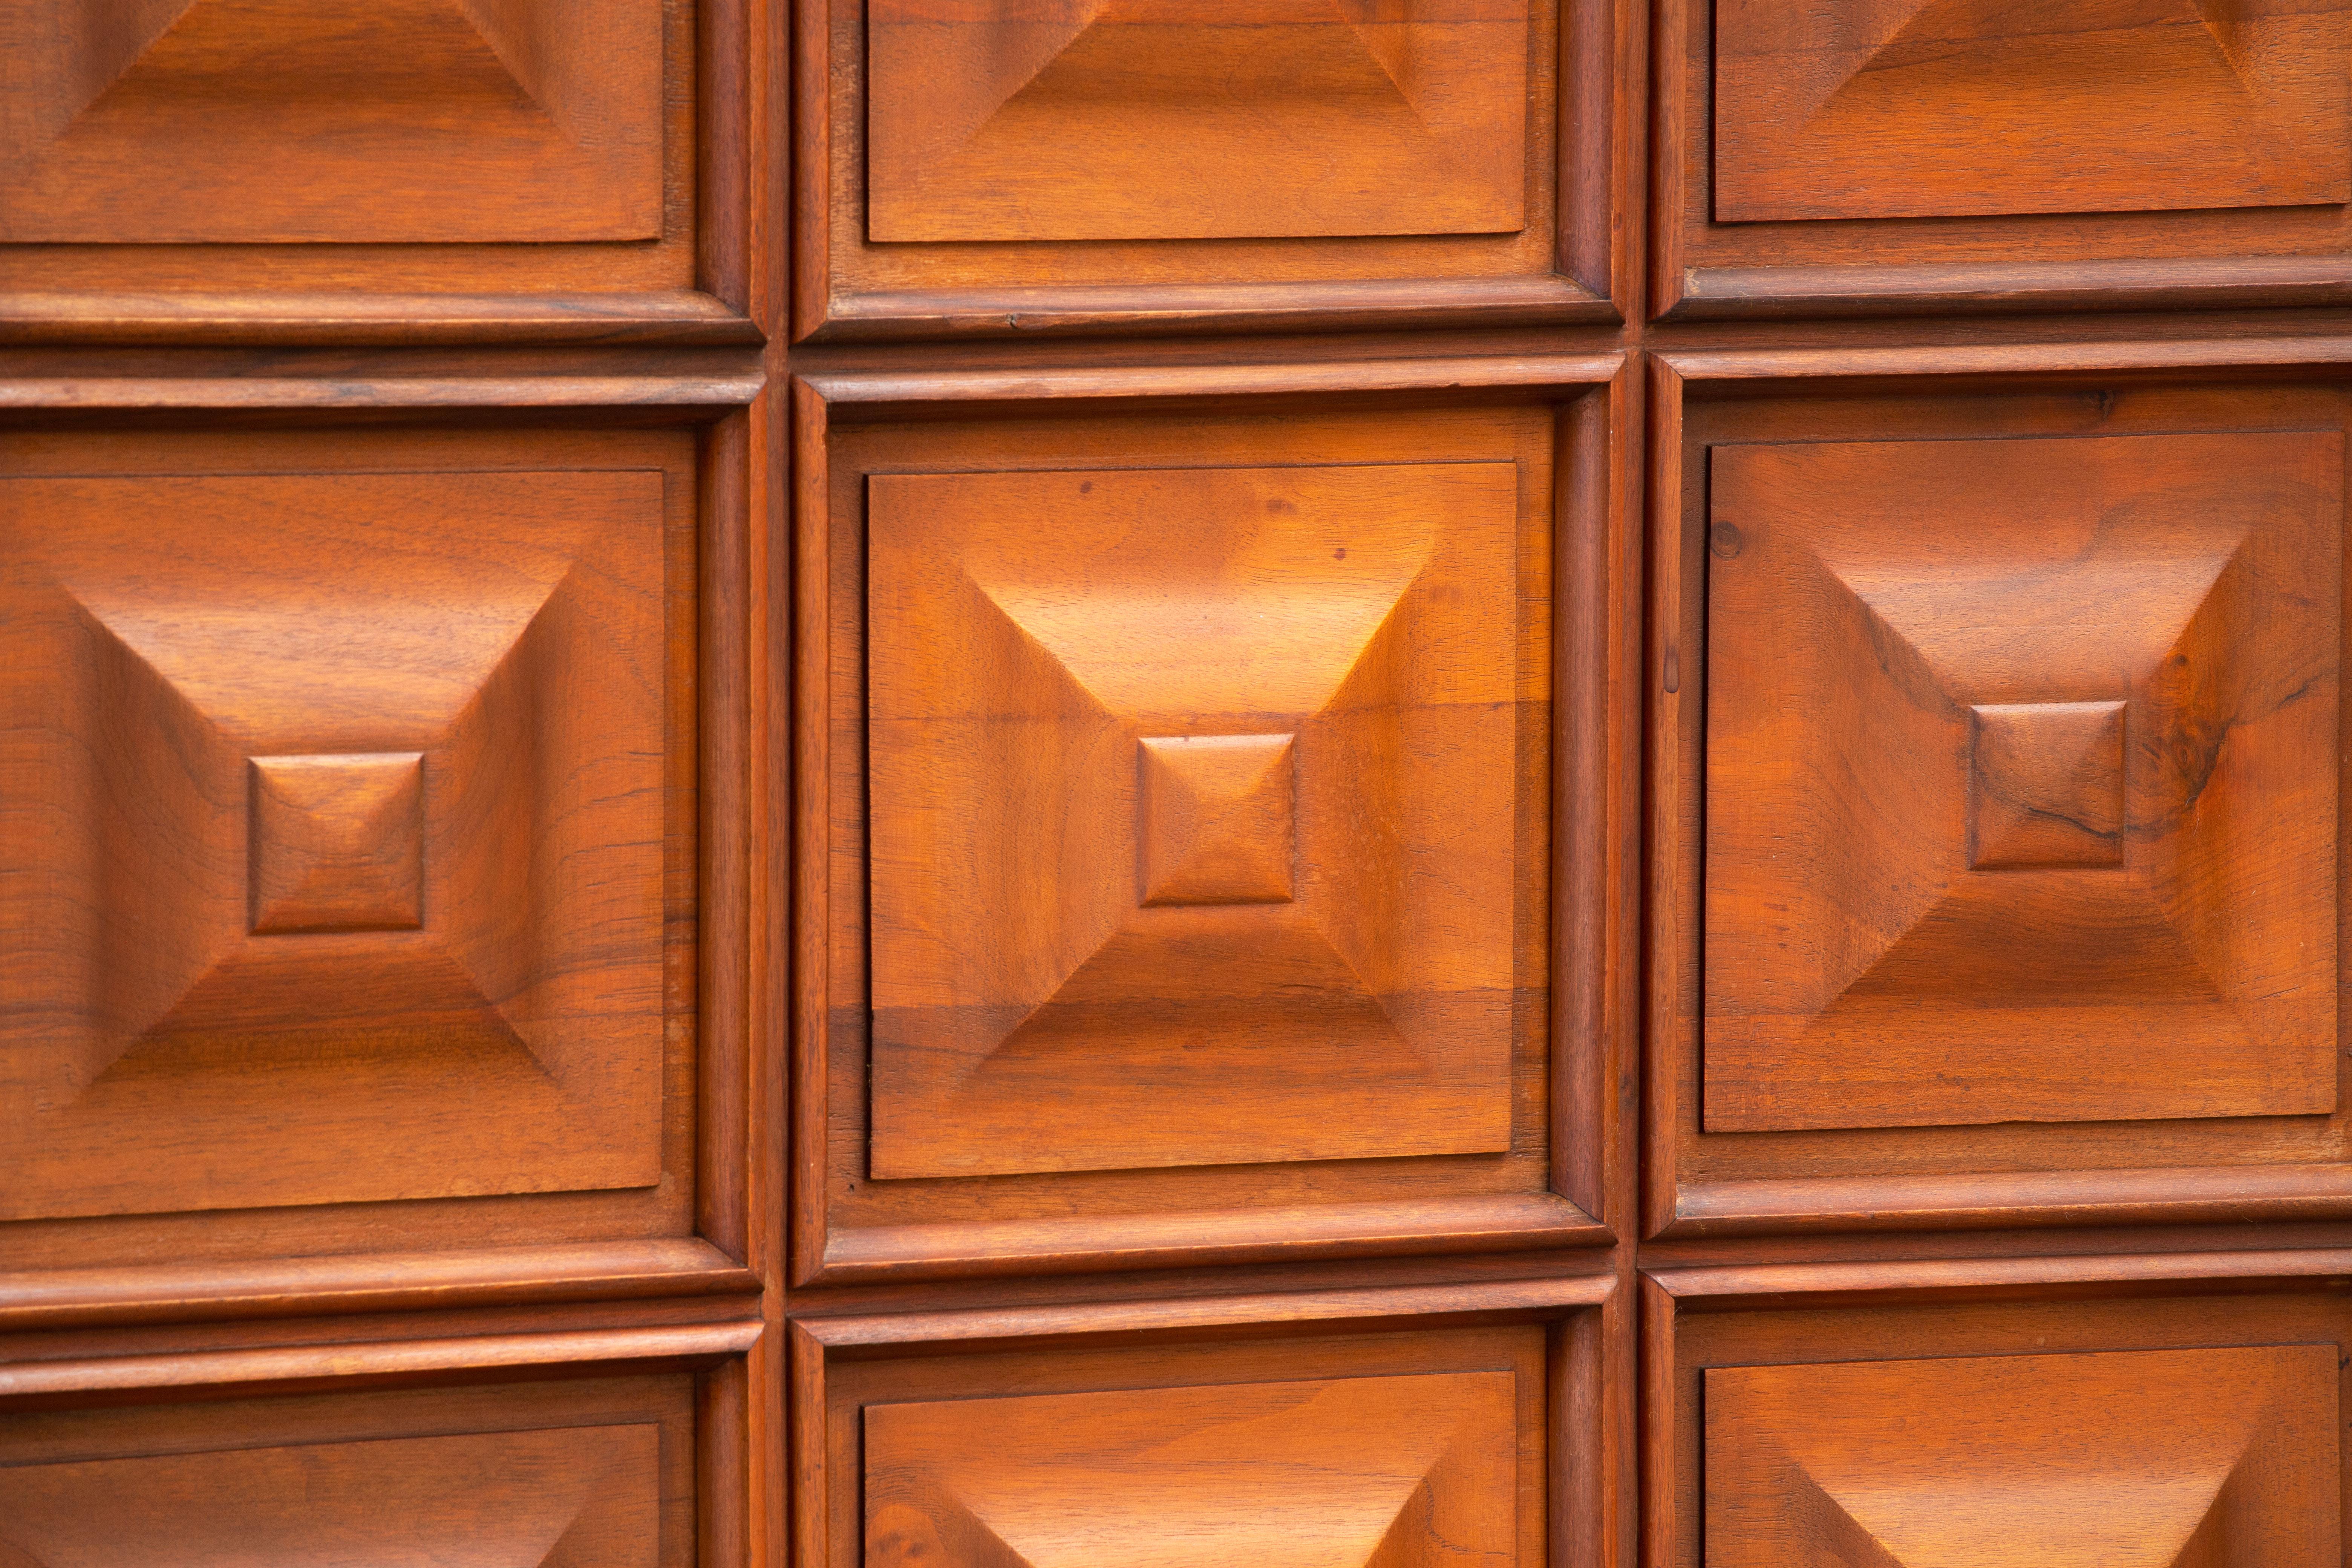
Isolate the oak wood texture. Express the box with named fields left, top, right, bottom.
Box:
left=794, top=1275, right=1612, bottom=1568
left=1646, top=1263, right=2352, bottom=1568
left=1658, top=0, right=2352, bottom=318
left=1650, top=364, right=2352, bottom=1239
left=792, top=358, right=1633, bottom=1284
left=0, top=1375, right=696, bottom=1566
left=795, top=0, right=1634, bottom=336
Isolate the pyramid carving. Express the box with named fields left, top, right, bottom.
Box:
left=865, top=460, right=1524, bottom=1178
left=0, top=466, right=666, bottom=1222
left=1706, top=1347, right=2339, bottom=1568
left=865, top=0, right=1528, bottom=240
left=0, top=0, right=659, bottom=241
left=1704, top=430, right=2340, bottom=1134
left=1714, top=0, right=2350, bottom=221
left=865, top=1372, right=1516, bottom=1568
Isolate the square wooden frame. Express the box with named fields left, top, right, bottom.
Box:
left=0, top=362, right=772, bottom=1340
left=1654, top=0, right=2352, bottom=322
left=791, top=0, right=1640, bottom=340
left=0, top=0, right=773, bottom=346
left=1647, top=342, right=2352, bottom=1240
left=792, top=1272, right=1619, bottom=1568
left=790, top=354, right=1640, bottom=1286
left=1641, top=1250, right=2352, bottom=1568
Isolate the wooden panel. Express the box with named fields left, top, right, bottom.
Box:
left=866, top=0, right=1527, bottom=242
left=867, top=461, right=1522, bottom=1178
left=1707, top=1346, right=2337, bottom=1568
left=1713, top=0, right=2351, bottom=224
left=820, top=1318, right=1554, bottom=1568
left=801, top=0, right=1631, bottom=338
left=800, top=378, right=1626, bottom=1282
left=1654, top=1272, right=2352, bottom=1568
left=1651, top=375, right=2352, bottom=1237
left=0, top=1374, right=691, bottom=1567
left=1705, top=429, right=2340, bottom=1133
left=867, top=1374, right=1515, bottom=1568
left=1659, top=0, right=2352, bottom=318
left=0, top=448, right=676, bottom=1223
left=0, top=0, right=661, bottom=243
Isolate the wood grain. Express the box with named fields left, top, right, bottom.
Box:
left=866, top=459, right=1527, bottom=1178
left=0, top=1376, right=695, bottom=1565
left=1653, top=373, right=2352, bottom=1239
left=0, top=453, right=675, bottom=1223
left=0, top=0, right=661, bottom=243
left=1707, top=1346, right=2337, bottom=1568
left=796, top=378, right=1623, bottom=1286
left=1706, top=429, right=2340, bottom=1132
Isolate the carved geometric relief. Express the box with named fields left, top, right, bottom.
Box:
left=248, top=753, right=427, bottom=933
left=867, top=461, right=1534, bottom=1178
left=1139, top=733, right=1297, bottom=906
left=1706, top=1347, right=2340, bottom=1568
left=1713, top=0, right=2352, bottom=223
left=1705, top=431, right=2341, bottom=1133
left=0, top=468, right=667, bottom=1220
left=0, top=0, right=662, bottom=241
left=866, top=1372, right=1517, bottom=1568
left=1969, top=702, right=2127, bottom=870
left=0, top=1422, right=662, bottom=1567
left=865, top=0, right=1530, bottom=241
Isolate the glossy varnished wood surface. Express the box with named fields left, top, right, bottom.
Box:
left=19, top=1, right=2352, bottom=1566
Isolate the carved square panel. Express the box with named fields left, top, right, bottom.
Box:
left=819, top=1312, right=1562, bottom=1568
left=0, top=0, right=662, bottom=242
left=867, top=460, right=1524, bottom=1179
left=812, top=388, right=1609, bottom=1283
left=1713, top=0, right=2352, bottom=225
left=0, top=461, right=671, bottom=1221
left=1707, top=1346, right=2338, bottom=1568
left=868, top=1373, right=1516, bottom=1568
left=0, top=1375, right=692, bottom=1568
left=1705, top=429, right=2341, bottom=1134
left=865, top=0, right=1529, bottom=242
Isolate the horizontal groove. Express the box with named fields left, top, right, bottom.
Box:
left=0, top=291, right=764, bottom=348
left=0, top=1321, right=766, bottom=1398
left=796, top=1273, right=1614, bottom=1349
left=0, top=1239, right=758, bottom=1331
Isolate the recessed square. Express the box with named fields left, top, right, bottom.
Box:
left=0, top=0, right=661, bottom=241
left=1139, top=734, right=1296, bottom=906
left=1970, top=701, right=2126, bottom=870
left=1705, top=430, right=2341, bottom=1133
left=865, top=0, right=1530, bottom=242
left=1713, top=0, right=2352, bottom=223
left=249, top=753, right=425, bottom=934
left=1706, top=1346, right=2339, bottom=1568
left=866, top=459, right=1535, bottom=1179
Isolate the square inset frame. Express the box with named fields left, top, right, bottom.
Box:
left=795, top=0, right=1634, bottom=338
left=1657, top=0, right=2352, bottom=320
left=792, top=355, right=1636, bottom=1284
left=1649, top=358, right=2352, bottom=1241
